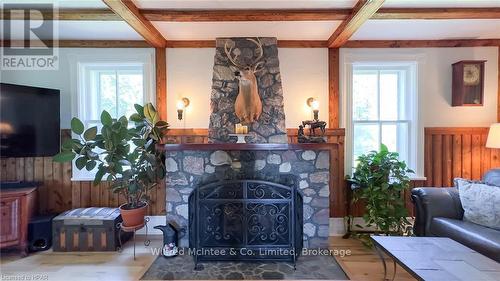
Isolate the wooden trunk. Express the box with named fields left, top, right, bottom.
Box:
left=52, top=207, right=130, bottom=252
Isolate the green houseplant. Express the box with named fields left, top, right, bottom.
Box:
left=53, top=103, right=168, bottom=226
left=348, top=144, right=414, bottom=238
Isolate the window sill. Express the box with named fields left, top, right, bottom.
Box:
left=409, top=176, right=427, bottom=181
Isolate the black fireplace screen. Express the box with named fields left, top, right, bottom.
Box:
left=189, top=180, right=303, bottom=265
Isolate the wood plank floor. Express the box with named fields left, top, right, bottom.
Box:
left=1, top=236, right=416, bottom=281
left=330, top=236, right=416, bottom=281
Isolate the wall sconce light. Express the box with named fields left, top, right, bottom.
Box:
left=306, top=97, right=320, bottom=121
left=176, top=97, right=190, bottom=120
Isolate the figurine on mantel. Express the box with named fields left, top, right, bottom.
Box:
left=298, top=120, right=327, bottom=143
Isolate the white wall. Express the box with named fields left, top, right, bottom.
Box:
left=0, top=48, right=155, bottom=128
left=340, top=47, right=498, bottom=128
left=1, top=47, right=498, bottom=130
left=166, top=48, right=329, bottom=128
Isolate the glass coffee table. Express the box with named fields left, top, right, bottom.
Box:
left=371, top=236, right=500, bottom=281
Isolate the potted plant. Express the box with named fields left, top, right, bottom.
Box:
left=348, top=144, right=414, bottom=239
left=53, top=103, right=168, bottom=227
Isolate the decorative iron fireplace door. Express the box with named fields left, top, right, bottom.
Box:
left=189, top=180, right=303, bottom=266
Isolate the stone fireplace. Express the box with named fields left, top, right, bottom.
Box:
left=163, top=37, right=332, bottom=259
left=165, top=147, right=330, bottom=249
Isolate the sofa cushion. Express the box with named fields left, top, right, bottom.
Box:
left=431, top=217, right=500, bottom=262
left=483, top=169, right=500, bottom=186
left=454, top=178, right=500, bottom=230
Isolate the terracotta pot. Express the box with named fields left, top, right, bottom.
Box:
left=119, top=202, right=148, bottom=227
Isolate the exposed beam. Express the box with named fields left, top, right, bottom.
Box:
left=0, top=9, right=120, bottom=20
left=102, top=0, right=166, bottom=47
left=166, top=40, right=214, bottom=48
left=142, top=9, right=350, bottom=21
left=328, top=0, right=385, bottom=48
left=343, top=39, right=500, bottom=48
left=166, top=40, right=328, bottom=48
left=1, top=40, right=150, bottom=48
left=155, top=48, right=167, bottom=121
left=328, top=48, right=340, bottom=129
left=374, top=8, right=500, bottom=20
left=3, top=7, right=500, bottom=21
left=4, top=39, right=499, bottom=49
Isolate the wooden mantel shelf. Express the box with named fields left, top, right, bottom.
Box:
left=160, top=142, right=337, bottom=152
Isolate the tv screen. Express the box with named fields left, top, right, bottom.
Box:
left=0, top=83, right=60, bottom=158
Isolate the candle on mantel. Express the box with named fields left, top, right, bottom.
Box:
left=235, top=123, right=248, bottom=134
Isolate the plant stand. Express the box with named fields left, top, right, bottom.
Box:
left=117, top=217, right=150, bottom=260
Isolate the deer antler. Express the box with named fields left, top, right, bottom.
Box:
left=224, top=40, right=245, bottom=69
left=247, top=37, right=263, bottom=67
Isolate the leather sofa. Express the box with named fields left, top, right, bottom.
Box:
left=411, top=170, right=500, bottom=262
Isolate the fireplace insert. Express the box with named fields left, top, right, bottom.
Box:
left=189, top=179, right=303, bottom=267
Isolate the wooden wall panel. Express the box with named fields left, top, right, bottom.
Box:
left=1, top=128, right=345, bottom=217
left=424, top=127, right=498, bottom=187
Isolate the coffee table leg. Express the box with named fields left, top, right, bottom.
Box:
left=391, top=259, right=397, bottom=281
left=374, top=245, right=388, bottom=281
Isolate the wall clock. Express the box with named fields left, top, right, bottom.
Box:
left=452, top=60, right=486, bottom=106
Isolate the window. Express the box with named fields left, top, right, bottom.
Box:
left=73, top=61, right=152, bottom=180
left=80, top=63, right=146, bottom=127
left=348, top=63, right=418, bottom=174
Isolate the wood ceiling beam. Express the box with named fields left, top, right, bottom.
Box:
left=2, top=7, right=499, bottom=21
left=3, top=39, right=498, bottom=49
left=141, top=9, right=351, bottom=21
left=0, top=9, right=120, bottom=20
left=165, top=40, right=328, bottom=48
left=373, top=8, right=500, bottom=20
left=327, top=0, right=385, bottom=48
left=102, top=0, right=166, bottom=47
left=343, top=39, right=500, bottom=48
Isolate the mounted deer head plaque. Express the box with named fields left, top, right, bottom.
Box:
left=224, top=38, right=264, bottom=124
left=209, top=37, right=287, bottom=144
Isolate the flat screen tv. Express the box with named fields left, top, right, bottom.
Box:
left=0, top=83, right=60, bottom=158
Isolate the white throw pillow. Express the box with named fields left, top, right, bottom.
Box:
left=454, top=178, right=500, bottom=230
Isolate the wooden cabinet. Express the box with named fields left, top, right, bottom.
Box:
left=0, top=187, right=36, bottom=256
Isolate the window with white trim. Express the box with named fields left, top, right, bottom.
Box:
left=73, top=62, right=151, bottom=180
left=350, top=64, right=417, bottom=172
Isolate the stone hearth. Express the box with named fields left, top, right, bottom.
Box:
left=164, top=145, right=330, bottom=249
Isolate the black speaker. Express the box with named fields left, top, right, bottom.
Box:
left=28, top=215, right=56, bottom=252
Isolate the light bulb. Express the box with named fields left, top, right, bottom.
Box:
left=311, top=100, right=319, bottom=110
left=176, top=100, right=185, bottom=110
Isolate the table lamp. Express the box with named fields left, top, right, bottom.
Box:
left=486, top=123, right=500, bottom=148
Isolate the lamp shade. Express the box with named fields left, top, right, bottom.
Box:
left=486, top=123, right=500, bottom=148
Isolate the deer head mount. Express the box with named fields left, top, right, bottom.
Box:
left=224, top=38, right=265, bottom=125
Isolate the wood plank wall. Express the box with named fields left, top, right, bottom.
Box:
left=424, top=127, right=499, bottom=187
left=1, top=128, right=346, bottom=217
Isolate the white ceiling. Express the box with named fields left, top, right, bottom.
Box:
left=3, top=20, right=142, bottom=40
left=383, top=0, right=500, bottom=8
left=4, top=0, right=499, bottom=10
left=153, top=21, right=342, bottom=40
left=352, top=19, right=500, bottom=40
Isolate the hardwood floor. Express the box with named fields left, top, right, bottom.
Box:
left=0, top=236, right=416, bottom=281
left=1, top=236, right=162, bottom=281
left=330, top=236, right=416, bottom=281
